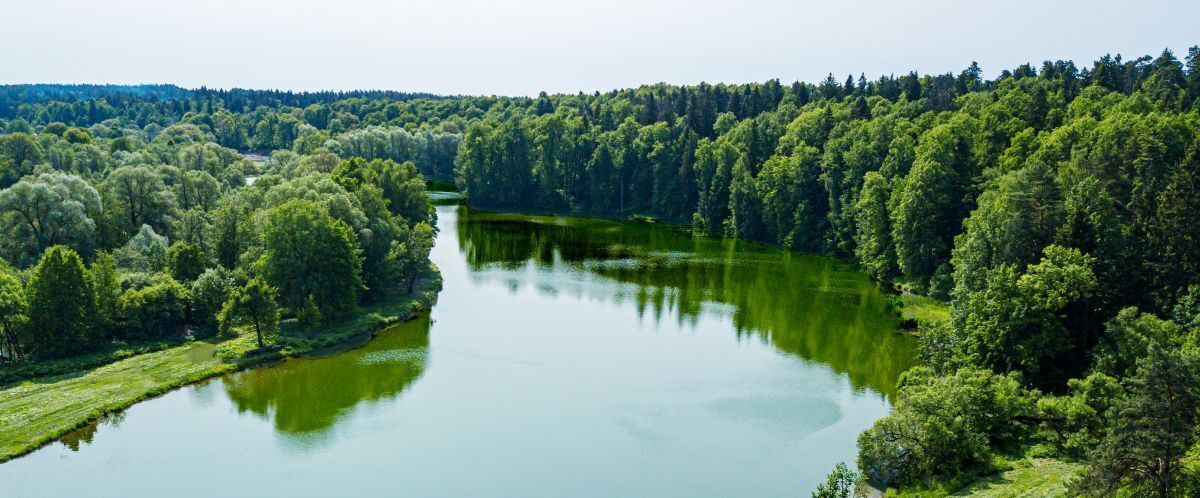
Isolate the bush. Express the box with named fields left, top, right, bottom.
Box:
left=190, top=267, right=233, bottom=336
left=297, top=294, right=322, bottom=326
left=116, top=275, right=192, bottom=339
left=812, top=462, right=857, bottom=498
left=1036, top=372, right=1123, bottom=458
left=857, top=366, right=1035, bottom=487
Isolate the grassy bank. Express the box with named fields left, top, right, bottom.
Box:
left=882, top=456, right=1081, bottom=498
left=891, top=293, right=951, bottom=331
left=0, top=264, right=441, bottom=463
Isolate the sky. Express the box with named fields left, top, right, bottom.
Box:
left=2, top=0, right=1197, bottom=97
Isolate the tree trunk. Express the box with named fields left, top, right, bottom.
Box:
left=5, top=332, right=15, bottom=360
left=253, top=316, right=264, bottom=349
left=407, top=274, right=417, bottom=294
left=1, top=317, right=20, bottom=359
left=619, top=179, right=625, bottom=212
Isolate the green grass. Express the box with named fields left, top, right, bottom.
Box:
left=0, top=264, right=441, bottom=463
left=883, top=457, right=1082, bottom=498
left=893, top=293, right=951, bottom=330
left=947, top=459, right=1081, bottom=498
left=0, top=337, right=190, bottom=385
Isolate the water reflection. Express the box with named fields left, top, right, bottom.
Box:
left=455, top=206, right=914, bottom=398
left=221, top=314, right=431, bottom=437
left=58, top=411, right=127, bottom=452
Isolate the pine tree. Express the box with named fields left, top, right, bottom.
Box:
left=1078, top=345, right=1200, bottom=498
left=1152, top=139, right=1200, bottom=298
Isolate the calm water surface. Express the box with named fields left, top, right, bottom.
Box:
left=3, top=204, right=914, bottom=497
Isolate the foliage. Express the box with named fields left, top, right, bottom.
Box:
left=0, top=106, right=437, bottom=366
left=114, top=274, right=191, bottom=340
left=0, top=172, right=100, bottom=262
left=258, top=199, right=362, bottom=317
left=24, top=246, right=96, bottom=358
left=0, top=267, right=26, bottom=360
left=1036, top=372, right=1123, bottom=458
left=812, top=462, right=857, bottom=498
left=167, top=242, right=206, bottom=281
left=189, top=267, right=233, bottom=335
left=1075, top=345, right=1200, bottom=497
left=297, top=294, right=322, bottom=326
left=89, top=251, right=120, bottom=335
left=857, top=366, right=1035, bottom=487
left=218, top=277, right=280, bottom=348
left=115, top=224, right=170, bottom=272
left=102, top=165, right=176, bottom=235
left=396, top=222, right=435, bottom=293
left=1090, top=307, right=1179, bottom=378
left=952, top=245, right=1097, bottom=387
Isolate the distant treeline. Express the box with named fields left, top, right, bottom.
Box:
left=0, top=84, right=449, bottom=117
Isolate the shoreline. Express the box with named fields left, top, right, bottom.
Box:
left=0, top=264, right=442, bottom=464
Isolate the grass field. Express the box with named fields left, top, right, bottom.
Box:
left=881, top=457, right=1082, bottom=498
left=948, top=459, right=1081, bottom=498
left=0, top=265, right=441, bottom=463
left=895, top=293, right=952, bottom=330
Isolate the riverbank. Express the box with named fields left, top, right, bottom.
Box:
left=0, top=264, right=442, bottom=463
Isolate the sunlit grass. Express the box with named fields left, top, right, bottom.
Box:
left=895, top=293, right=951, bottom=329
left=883, top=456, right=1081, bottom=498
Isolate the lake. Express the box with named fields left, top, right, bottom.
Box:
left=1, top=204, right=915, bottom=497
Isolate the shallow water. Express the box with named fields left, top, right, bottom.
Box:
left=2, top=205, right=914, bottom=497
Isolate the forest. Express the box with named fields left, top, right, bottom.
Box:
left=0, top=92, right=439, bottom=375
left=1, top=46, right=1199, bottom=496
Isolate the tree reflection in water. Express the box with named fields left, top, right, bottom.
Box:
left=221, top=314, right=431, bottom=439
left=455, top=206, right=915, bottom=399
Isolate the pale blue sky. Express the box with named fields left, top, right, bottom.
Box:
left=3, top=0, right=1196, bottom=96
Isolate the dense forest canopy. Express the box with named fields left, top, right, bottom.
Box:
left=2, top=46, right=1200, bottom=496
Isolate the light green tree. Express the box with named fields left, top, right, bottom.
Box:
left=0, top=172, right=101, bottom=259
left=219, top=277, right=280, bottom=349
left=0, top=269, right=27, bottom=360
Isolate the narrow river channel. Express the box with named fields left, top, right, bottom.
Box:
left=2, top=204, right=914, bottom=497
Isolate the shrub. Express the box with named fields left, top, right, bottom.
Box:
left=190, top=267, right=233, bottom=336
left=1036, top=372, right=1123, bottom=458
left=812, top=462, right=857, bottom=498
left=857, top=366, right=1035, bottom=487
left=116, top=275, right=192, bottom=339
